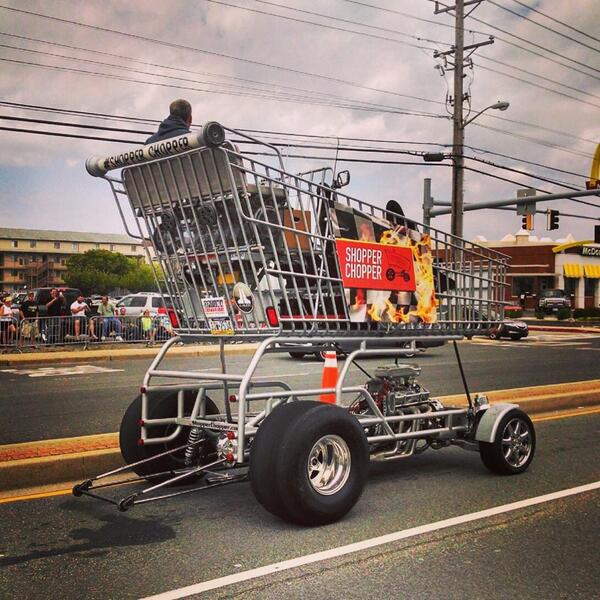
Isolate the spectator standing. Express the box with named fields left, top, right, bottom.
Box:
left=140, top=309, right=156, bottom=346
left=70, top=294, right=96, bottom=339
left=46, top=288, right=65, bottom=344
left=97, top=296, right=124, bottom=342
left=20, top=290, right=40, bottom=347
left=145, top=99, right=192, bottom=144
left=0, top=296, right=17, bottom=348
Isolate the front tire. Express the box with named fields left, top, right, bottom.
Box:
left=250, top=401, right=369, bottom=525
left=479, top=409, right=535, bottom=475
left=288, top=351, right=306, bottom=359
left=120, top=391, right=219, bottom=482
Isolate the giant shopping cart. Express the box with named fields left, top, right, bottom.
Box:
left=74, top=122, right=536, bottom=525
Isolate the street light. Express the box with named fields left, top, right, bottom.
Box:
left=451, top=100, right=510, bottom=238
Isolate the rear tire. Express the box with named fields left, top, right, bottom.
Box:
left=288, top=351, right=306, bottom=359
left=120, top=391, right=219, bottom=482
left=479, top=409, right=535, bottom=475
left=250, top=401, right=369, bottom=525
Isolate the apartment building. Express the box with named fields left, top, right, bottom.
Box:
left=0, top=228, right=146, bottom=292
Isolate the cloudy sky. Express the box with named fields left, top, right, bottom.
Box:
left=0, top=0, right=599, bottom=242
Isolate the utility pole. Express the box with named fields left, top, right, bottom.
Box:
left=433, top=1, right=494, bottom=238
left=451, top=0, right=465, bottom=239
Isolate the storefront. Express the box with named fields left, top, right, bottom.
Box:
left=477, top=232, right=600, bottom=309
left=553, top=241, right=600, bottom=309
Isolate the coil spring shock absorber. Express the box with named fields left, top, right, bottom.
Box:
left=184, top=427, right=204, bottom=466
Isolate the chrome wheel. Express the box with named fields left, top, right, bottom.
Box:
left=501, top=418, right=532, bottom=468
left=307, top=435, right=351, bottom=496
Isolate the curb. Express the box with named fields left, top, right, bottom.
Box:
left=0, top=342, right=259, bottom=366
left=1, top=379, right=599, bottom=494
left=528, top=325, right=600, bottom=334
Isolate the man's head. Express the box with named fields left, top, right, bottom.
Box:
left=101, top=295, right=109, bottom=304
left=50, top=288, right=58, bottom=298
left=3, top=296, right=12, bottom=305
left=169, top=99, right=192, bottom=126
left=77, top=294, right=84, bottom=302
left=27, top=291, right=34, bottom=300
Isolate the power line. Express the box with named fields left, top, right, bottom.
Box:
left=1, top=57, right=445, bottom=119
left=0, top=42, right=444, bottom=118
left=479, top=55, right=600, bottom=102
left=0, top=113, right=586, bottom=189
left=354, top=0, right=600, bottom=82
left=506, top=0, right=600, bottom=44
left=2, top=101, right=592, bottom=187
left=472, top=123, right=594, bottom=160
left=0, top=32, right=444, bottom=113
left=488, top=0, right=600, bottom=54
left=0, top=4, right=448, bottom=109
left=465, top=11, right=600, bottom=77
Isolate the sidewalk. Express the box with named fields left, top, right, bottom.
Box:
left=0, top=341, right=260, bottom=366
left=2, top=379, right=599, bottom=495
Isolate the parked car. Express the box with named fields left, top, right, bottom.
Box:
left=285, top=338, right=445, bottom=360
left=116, top=292, right=179, bottom=327
left=488, top=319, right=529, bottom=340
left=537, top=288, right=570, bottom=313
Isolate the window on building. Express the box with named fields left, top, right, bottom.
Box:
left=564, top=277, right=577, bottom=297
left=19, top=272, right=24, bottom=280
left=54, top=242, right=61, bottom=249
left=109, top=244, right=115, bottom=251
left=131, top=245, right=137, bottom=253
left=511, top=276, right=535, bottom=297
left=29, top=240, right=37, bottom=248
left=94, top=243, right=100, bottom=250
left=585, top=278, right=595, bottom=296
left=11, top=269, right=17, bottom=277
left=18, top=257, right=24, bottom=266
left=539, top=276, right=555, bottom=291
left=11, top=240, right=18, bottom=248
left=71, top=243, right=79, bottom=251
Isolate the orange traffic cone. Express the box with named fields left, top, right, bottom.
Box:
left=320, top=351, right=338, bottom=404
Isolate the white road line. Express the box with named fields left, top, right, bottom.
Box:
left=141, top=480, right=600, bottom=600
left=0, top=365, right=124, bottom=378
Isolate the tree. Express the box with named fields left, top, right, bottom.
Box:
left=65, top=250, right=157, bottom=295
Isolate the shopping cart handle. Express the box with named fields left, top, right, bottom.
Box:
left=85, top=121, right=226, bottom=177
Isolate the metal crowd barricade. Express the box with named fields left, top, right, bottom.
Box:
left=0, top=316, right=19, bottom=352
left=17, top=316, right=94, bottom=348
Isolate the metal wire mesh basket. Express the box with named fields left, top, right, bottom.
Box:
left=89, top=123, right=508, bottom=342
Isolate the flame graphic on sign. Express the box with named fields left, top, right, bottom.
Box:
left=368, top=227, right=437, bottom=324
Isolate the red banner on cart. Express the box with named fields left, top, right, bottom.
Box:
left=335, top=239, right=416, bottom=291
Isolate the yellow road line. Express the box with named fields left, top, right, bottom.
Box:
left=532, top=407, right=600, bottom=422
left=1, top=407, right=599, bottom=506
left=0, top=487, right=73, bottom=504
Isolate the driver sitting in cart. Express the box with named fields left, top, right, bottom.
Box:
left=145, top=98, right=193, bottom=144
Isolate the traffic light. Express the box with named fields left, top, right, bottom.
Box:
left=547, top=209, right=559, bottom=231
left=521, top=214, right=534, bottom=230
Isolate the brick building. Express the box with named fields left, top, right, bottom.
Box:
left=476, top=230, right=600, bottom=309
left=0, top=228, right=145, bottom=293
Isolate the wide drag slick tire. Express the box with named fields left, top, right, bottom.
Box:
left=120, top=391, right=219, bottom=482
left=250, top=401, right=369, bottom=526
left=479, top=408, right=536, bottom=475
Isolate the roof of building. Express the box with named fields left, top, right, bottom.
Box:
left=0, top=227, right=140, bottom=245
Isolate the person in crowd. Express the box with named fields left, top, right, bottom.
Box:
left=0, top=296, right=18, bottom=347
left=46, top=288, right=65, bottom=344
left=70, top=294, right=96, bottom=339
left=140, top=309, right=157, bottom=346
left=20, top=290, right=40, bottom=347
left=97, top=295, right=124, bottom=342
left=145, top=99, right=192, bottom=144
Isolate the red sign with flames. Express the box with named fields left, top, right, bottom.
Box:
left=335, top=239, right=416, bottom=291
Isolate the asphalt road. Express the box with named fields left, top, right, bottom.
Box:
left=1, top=332, right=599, bottom=444
left=0, top=413, right=598, bottom=599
